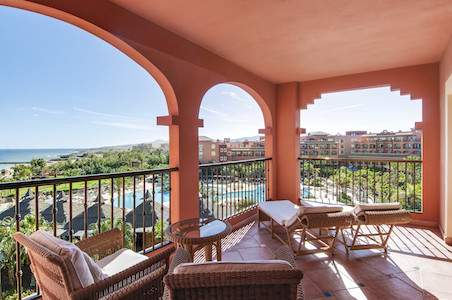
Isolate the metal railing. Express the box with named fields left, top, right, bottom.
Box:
left=300, top=157, right=422, bottom=212
left=0, top=167, right=177, bottom=299
left=199, top=158, right=271, bottom=220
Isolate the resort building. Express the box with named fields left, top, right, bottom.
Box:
left=301, top=129, right=423, bottom=159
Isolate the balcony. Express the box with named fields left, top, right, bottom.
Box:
left=1, top=0, right=452, bottom=299
left=2, top=157, right=447, bottom=299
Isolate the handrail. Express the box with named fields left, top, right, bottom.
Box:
left=299, top=157, right=422, bottom=164
left=0, top=167, right=179, bottom=190
left=199, top=157, right=271, bottom=168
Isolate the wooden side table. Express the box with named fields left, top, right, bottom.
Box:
left=164, top=218, right=232, bottom=261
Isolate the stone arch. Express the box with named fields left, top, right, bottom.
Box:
left=298, top=64, right=440, bottom=223
left=0, top=1, right=178, bottom=116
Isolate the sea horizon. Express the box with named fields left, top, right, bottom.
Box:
left=0, top=148, right=82, bottom=170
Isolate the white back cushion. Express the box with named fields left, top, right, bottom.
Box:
left=30, top=230, right=95, bottom=290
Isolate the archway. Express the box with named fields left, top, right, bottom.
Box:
left=300, top=86, right=422, bottom=211
left=197, top=83, right=270, bottom=220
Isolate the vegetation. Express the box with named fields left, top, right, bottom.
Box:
left=88, top=218, right=134, bottom=249
left=5, top=148, right=169, bottom=182
left=300, top=156, right=422, bottom=211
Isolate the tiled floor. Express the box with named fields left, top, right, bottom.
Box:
left=193, top=217, right=452, bottom=300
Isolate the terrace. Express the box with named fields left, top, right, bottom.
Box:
left=1, top=0, right=452, bottom=299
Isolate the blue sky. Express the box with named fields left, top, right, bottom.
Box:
left=0, top=6, right=422, bottom=149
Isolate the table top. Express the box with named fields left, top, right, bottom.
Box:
left=165, top=218, right=232, bottom=245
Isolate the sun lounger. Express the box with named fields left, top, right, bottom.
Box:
left=258, top=200, right=354, bottom=255
left=341, top=203, right=412, bottom=253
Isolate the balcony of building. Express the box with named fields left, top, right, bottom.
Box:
left=1, top=0, right=452, bottom=299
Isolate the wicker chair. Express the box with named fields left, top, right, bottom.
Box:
left=163, top=245, right=304, bottom=300
left=341, top=203, right=412, bottom=253
left=258, top=200, right=354, bottom=255
left=14, top=228, right=175, bottom=300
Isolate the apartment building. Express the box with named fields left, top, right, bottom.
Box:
left=198, top=136, right=265, bottom=164
left=300, top=129, right=422, bottom=159
left=300, top=132, right=343, bottom=158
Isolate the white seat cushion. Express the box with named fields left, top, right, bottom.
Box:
left=285, top=205, right=343, bottom=228
left=30, top=230, right=95, bottom=290
left=258, top=200, right=299, bottom=226
left=352, top=203, right=402, bottom=215
left=96, top=248, right=148, bottom=276
left=259, top=200, right=343, bottom=228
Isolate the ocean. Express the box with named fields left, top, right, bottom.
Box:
left=0, top=149, right=79, bottom=170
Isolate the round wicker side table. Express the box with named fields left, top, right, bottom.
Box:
left=165, top=218, right=232, bottom=261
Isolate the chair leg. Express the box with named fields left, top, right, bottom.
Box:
left=382, top=224, right=394, bottom=253
left=340, top=228, right=349, bottom=254
left=350, top=224, right=361, bottom=250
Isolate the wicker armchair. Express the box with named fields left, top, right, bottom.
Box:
left=163, top=245, right=304, bottom=300
left=14, top=228, right=175, bottom=300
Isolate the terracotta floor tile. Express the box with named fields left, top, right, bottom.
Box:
left=304, top=267, right=359, bottom=292
left=418, top=258, right=452, bottom=276
left=360, top=255, right=414, bottom=275
left=329, top=287, right=381, bottom=300
left=219, top=250, right=244, bottom=262
left=393, top=270, right=423, bottom=291
left=364, top=277, right=423, bottom=300
left=335, top=261, right=388, bottom=283
left=423, top=289, right=452, bottom=299
left=295, top=256, right=335, bottom=271
left=301, top=277, right=325, bottom=299
left=237, top=245, right=274, bottom=261
left=232, top=236, right=261, bottom=249
left=421, top=270, right=452, bottom=293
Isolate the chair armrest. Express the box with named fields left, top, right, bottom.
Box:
left=275, top=245, right=298, bottom=271
left=70, top=245, right=176, bottom=300
left=75, top=228, right=123, bottom=259
left=168, top=247, right=192, bottom=274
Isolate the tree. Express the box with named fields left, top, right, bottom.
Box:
left=0, top=215, right=51, bottom=285
left=13, top=165, right=32, bottom=181
left=31, top=158, right=46, bottom=176
left=88, top=218, right=133, bottom=249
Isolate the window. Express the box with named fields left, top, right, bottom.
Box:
left=211, top=151, right=216, bottom=156
left=211, top=144, right=216, bottom=149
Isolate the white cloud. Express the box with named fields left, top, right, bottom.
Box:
left=200, top=106, right=249, bottom=123
left=91, top=121, right=155, bottom=130
left=220, top=91, right=247, bottom=102
left=32, top=106, right=66, bottom=115
left=73, top=107, right=133, bottom=120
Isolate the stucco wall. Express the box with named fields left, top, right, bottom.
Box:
left=440, top=37, right=452, bottom=241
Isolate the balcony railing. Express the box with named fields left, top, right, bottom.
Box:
left=199, top=158, right=271, bottom=220
left=0, top=167, right=177, bottom=299
left=300, top=157, right=422, bottom=212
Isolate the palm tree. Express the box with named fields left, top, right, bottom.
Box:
left=88, top=218, right=133, bottom=249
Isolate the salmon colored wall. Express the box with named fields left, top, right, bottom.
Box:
left=274, top=83, right=301, bottom=203
left=299, top=64, right=440, bottom=223
left=439, top=37, right=452, bottom=241
left=1, top=0, right=276, bottom=222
